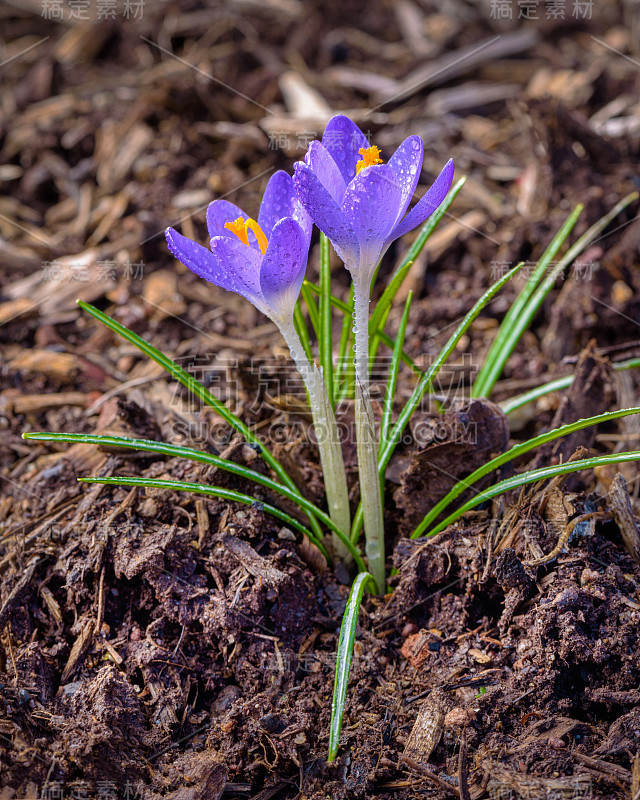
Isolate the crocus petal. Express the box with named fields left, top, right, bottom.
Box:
left=294, top=162, right=359, bottom=266
left=387, top=135, right=424, bottom=225
left=166, top=227, right=226, bottom=284
left=303, top=141, right=347, bottom=206
left=341, top=164, right=402, bottom=275
left=258, top=171, right=293, bottom=235
left=258, top=170, right=312, bottom=250
left=389, top=158, right=454, bottom=242
left=259, top=218, right=307, bottom=320
left=321, top=115, right=370, bottom=186
left=167, top=226, right=266, bottom=311
left=206, top=199, right=249, bottom=241
left=207, top=235, right=268, bottom=314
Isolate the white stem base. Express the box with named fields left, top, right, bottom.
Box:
left=352, top=278, right=385, bottom=593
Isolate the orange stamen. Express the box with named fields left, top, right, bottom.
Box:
left=356, top=145, right=383, bottom=174
left=245, top=219, right=269, bottom=255
left=224, top=216, right=269, bottom=255
left=224, top=216, right=250, bottom=246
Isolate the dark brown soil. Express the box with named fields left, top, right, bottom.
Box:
left=2, top=2, right=640, bottom=798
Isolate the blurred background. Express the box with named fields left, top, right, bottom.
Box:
left=1, top=0, right=638, bottom=321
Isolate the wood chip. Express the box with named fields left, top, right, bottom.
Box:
left=402, top=687, right=448, bottom=766
left=11, top=392, right=87, bottom=415
left=222, top=535, right=288, bottom=587
left=99, top=637, right=124, bottom=666
left=609, top=472, right=640, bottom=563
left=279, top=71, right=332, bottom=121
left=60, top=618, right=95, bottom=683
left=573, top=751, right=631, bottom=784
left=39, top=585, right=63, bottom=626
left=196, top=498, right=210, bottom=549
left=0, top=560, right=40, bottom=630
left=143, top=269, right=187, bottom=319
left=378, top=30, right=539, bottom=105
left=0, top=298, right=39, bottom=326
left=8, top=349, right=80, bottom=382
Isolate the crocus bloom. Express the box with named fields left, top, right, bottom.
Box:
left=293, top=115, right=454, bottom=282
left=165, top=171, right=311, bottom=324
left=166, top=169, right=352, bottom=554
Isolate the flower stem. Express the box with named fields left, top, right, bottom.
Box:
left=279, top=319, right=352, bottom=561
left=352, top=277, right=385, bottom=594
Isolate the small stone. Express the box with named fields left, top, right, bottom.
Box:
left=137, top=497, right=157, bottom=518
left=445, top=707, right=475, bottom=728
left=548, top=736, right=566, bottom=749
left=580, top=568, right=600, bottom=586
left=550, top=585, right=579, bottom=611
left=402, top=622, right=418, bottom=638
left=213, top=685, right=241, bottom=715
left=612, top=280, right=633, bottom=305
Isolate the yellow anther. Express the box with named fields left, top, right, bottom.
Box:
left=356, top=145, right=383, bottom=174
left=224, top=216, right=269, bottom=255
left=224, top=217, right=250, bottom=245
left=245, top=219, right=269, bottom=255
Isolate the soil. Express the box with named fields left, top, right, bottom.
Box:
left=2, top=2, right=640, bottom=798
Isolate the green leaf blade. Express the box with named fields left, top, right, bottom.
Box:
left=413, top=406, right=640, bottom=538
left=76, top=300, right=325, bottom=544
left=319, top=233, right=335, bottom=406
left=328, top=570, right=375, bottom=762
left=418, top=450, right=640, bottom=539
left=80, top=475, right=330, bottom=560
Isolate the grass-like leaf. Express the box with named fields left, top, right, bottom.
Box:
left=368, top=176, right=467, bottom=339
left=328, top=570, right=376, bottom=762
left=473, top=191, right=638, bottom=399
left=319, top=232, right=334, bottom=407
left=350, top=260, right=527, bottom=543
left=22, top=430, right=367, bottom=569
left=305, top=282, right=422, bottom=381
left=293, top=301, right=314, bottom=363
left=300, top=280, right=320, bottom=341
left=334, top=284, right=355, bottom=402
left=76, top=300, right=326, bottom=544
left=501, top=357, right=640, bottom=415
left=79, top=475, right=331, bottom=562
left=412, top=406, right=640, bottom=538
left=415, top=449, right=640, bottom=539
left=380, top=292, right=413, bottom=453
left=472, top=204, right=583, bottom=398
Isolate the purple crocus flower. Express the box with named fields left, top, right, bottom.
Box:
left=293, top=115, right=454, bottom=282
left=165, top=171, right=311, bottom=324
